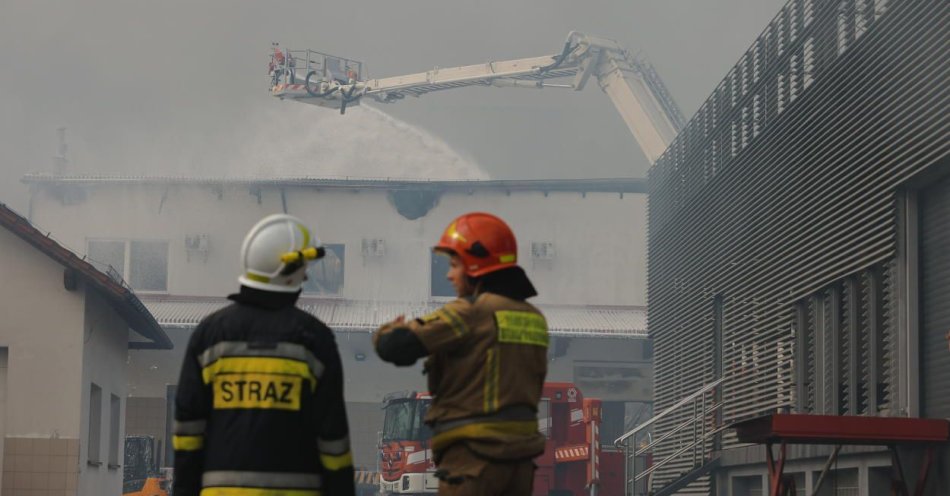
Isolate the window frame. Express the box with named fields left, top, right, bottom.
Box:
left=87, top=383, right=102, bottom=466
left=128, top=239, right=170, bottom=293
left=86, top=238, right=170, bottom=294
left=108, top=394, right=121, bottom=469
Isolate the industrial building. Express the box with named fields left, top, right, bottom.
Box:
left=642, top=0, right=948, bottom=494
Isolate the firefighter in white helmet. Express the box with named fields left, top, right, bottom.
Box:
left=173, top=214, right=355, bottom=496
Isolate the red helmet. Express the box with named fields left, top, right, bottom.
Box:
left=434, top=212, right=518, bottom=277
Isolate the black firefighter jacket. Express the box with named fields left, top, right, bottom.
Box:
left=173, top=286, right=355, bottom=496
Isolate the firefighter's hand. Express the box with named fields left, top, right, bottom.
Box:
left=373, top=315, right=405, bottom=346
left=382, top=315, right=406, bottom=329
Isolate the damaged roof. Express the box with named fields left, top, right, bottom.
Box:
left=0, top=202, right=173, bottom=350
left=21, top=173, right=647, bottom=194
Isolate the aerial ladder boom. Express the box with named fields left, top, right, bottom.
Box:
left=269, top=32, right=685, bottom=162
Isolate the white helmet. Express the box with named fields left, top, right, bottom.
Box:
left=239, top=214, right=325, bottom=293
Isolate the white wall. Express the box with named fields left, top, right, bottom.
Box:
left=0, top=227, right=85, bottom=439
left=78, top=290, right=130, bottom=496
left=0, top=224, right=134, bottom=495
left=28, top=182, right=652, bottom=466
left=30, top=182, right=647, bottom=306
left=0, top=347, right=7, bottom=491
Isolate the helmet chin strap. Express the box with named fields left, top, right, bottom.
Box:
left=466, top=276, right=482, bottom=297
left=278, top=266, right=308, bottom=290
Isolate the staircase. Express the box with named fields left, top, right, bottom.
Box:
left=614, top=378, right=725, bottom=496
left=651, top=456, right=721, bottom=496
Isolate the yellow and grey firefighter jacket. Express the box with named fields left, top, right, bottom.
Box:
left=173, top=286, right=355, bottom=496
left=375, top=279, right=548, bottom=462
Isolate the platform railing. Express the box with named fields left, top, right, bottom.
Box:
left=269, top=47, right=364, bottom=87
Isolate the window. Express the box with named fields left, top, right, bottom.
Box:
left=538, top=399, right=551, bottom=438
left=381, top=398, right=430, bottom=442
left=129, top=241, right=168, bottom=291
left=712, top=296, right=723, bottom=380
left=88, top=383, right=102, bottom=464
left=574, top=362, right=649, bottom=401
left=731, top=475, right=764, bottom=495
left=752, top=41, right=761, bottom=83
left=730, top=121, right=739, bottom=158
left=303, top=244, right=345, bottom=295
left=740, top=56, right=749, bottom=96
left=789, top=55, right=800, bottom=104
left=789, top=0, right=799, bottom=42
left=794, top=263, right=894, bottom=415
left=854, top=0, right=870, bottom=40
left=600, top=402, right=628, bottom=444
left=730, top=70, right=737, bottom=107
left=775, top=13, right=786, bottom=56
left=87, top=239, right=169, bottom=291
left=87, top=240, right=126, bottom=279
left=777, top=74, right=787, bottom=114
left=837, top=2, right=851, bottom=55
left=430, top=252, right=455, bottom=298
left=803, top=38, right=816, bottom=89
left=109, top=394, right=121, bottom=468
left=753, top=95, right=763, bottom=138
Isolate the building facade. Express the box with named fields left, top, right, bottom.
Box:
left=646, top=0, right=948, bottom=494
left=24, top=176, right=654, bottom=469
left=0, top=203, right=170, bottom=496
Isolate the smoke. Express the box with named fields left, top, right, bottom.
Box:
left=226, top=104, right=487, bottom=179
left=0, top=0, right=787, bottom=211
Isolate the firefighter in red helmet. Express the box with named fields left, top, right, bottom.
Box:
left=374, top=212, right=549, bottom=495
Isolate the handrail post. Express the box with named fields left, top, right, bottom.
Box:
left=627, top=443, right=635, bottom=496
left=701, top=391, right=707, bottom=462
left=631, top=441, right=637, bottom=496
left=692, top=398, right=698, bottom=466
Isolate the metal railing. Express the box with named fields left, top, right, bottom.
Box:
left=614, top=377, right=725, bottom=495
left=269, top=47, right=364, bottom=88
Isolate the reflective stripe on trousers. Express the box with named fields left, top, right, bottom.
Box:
left=200, top=470, right=322, bottom=496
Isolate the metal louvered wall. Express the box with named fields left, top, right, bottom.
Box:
left=792, top=263, right=896, bottom=417
left=921, top=177, right=950, bottom=418
left=646, top=0, right=948, bottom=492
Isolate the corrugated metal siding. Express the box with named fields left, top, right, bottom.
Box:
left=141, top=297, right=648, bottom=338
left=921, top=177, right=950, bottom=418
left=646, top=0, right=948, bottom=491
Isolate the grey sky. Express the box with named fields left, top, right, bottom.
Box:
left=0, top=0, right=785, bottom=212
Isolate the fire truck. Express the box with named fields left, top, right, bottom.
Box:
left=377, top=383, right=624, bottom=495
